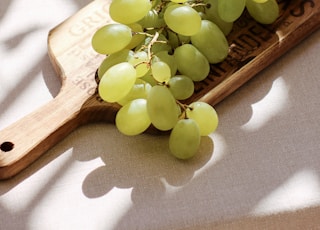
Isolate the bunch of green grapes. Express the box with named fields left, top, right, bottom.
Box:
left=91, top=0, right=279, bottom=159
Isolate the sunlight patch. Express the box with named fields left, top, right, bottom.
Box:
left=252, top=169, right=320, bottom=215
left=241, top=77, right=289, bottom=131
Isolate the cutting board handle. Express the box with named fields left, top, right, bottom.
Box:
left=0, top=81, right=89, bottom=179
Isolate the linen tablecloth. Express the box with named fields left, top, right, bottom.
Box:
left=1, top=0, right=320, bottom=229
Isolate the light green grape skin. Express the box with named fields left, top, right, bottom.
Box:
left=217, top=0, right=246, bottom=22
left=154, top=51, right=177, bottom=77
left=173, top=44, right=210, bottom=81
left=246, top=0, right=279, bottom=24
left=138, top=9, right=159, bottom=28
left=98, top=62, right=137, bottom=103
left=116, top=99, right=151, bottom=136
left=204, top=0, right=234, bottom=35
left=126, top=23, right=146, bottom=50
left=169, top=119, right=201, bottom=160
left=98, top=49, right=134, bottom=79
left=140, top=71, right=158, bottom=86
left=117, top=79, right=152, bottom=106
left=109, top=0, right=151, bottom=24
left=167, top=30, right=180, bottom=49
left=191, top=20, right=229, bottom=64
left=177, top=34, right=191, bottom=44
left=151, top=61, right=171, bottom=83
left=170, top=0, right=187, bottom=3
left=186, top=102, right=218, bottom=136
left=128, top=51, right=150, bottom=78
left=164, top=4, right=201, bottom=36
left=91, top=24, right=132, bottom=55
left=252, top=0, right=268, bottom=3
left=168, top=75, right=194, bottom=100
left=147, top=85, right=178, bottom=131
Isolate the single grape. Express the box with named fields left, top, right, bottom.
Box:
left=91, top=24, right=132, bottom=55
left=147, top=85, right=178, bottom=131
left=98, top=62, right=137, bottom=103
left=117, top=79, right=152, bottom=106
left=116, top=99, right=151, bottom=136
left=151, top=61, right=171, bottom=83
left=173, top=43, right=210, bottom=81
left=191, top=20, right=229, bottom=64
left=128, top=51, right=150, bottom=78
left=169, top=118, right=201, bottom=159
left=164, top=4, right=201, bottom=36
left=154, top=51, right=177, bottom=77
left=246, top=0, right=279, bottom=24
left=109, top=0, right=152, bottom=24
left=168, top=75, right=194, bottom=100
left=138, top=9, right=160, bottom=28
left=204, top=0, right=234, bottom=35
left=186, top=102, right=218, bottom=136
left=167, top=30, right=179, bottom=49
left=98, top=49, right=134, bottom=79
left=217, top=0, right=246, bottom=22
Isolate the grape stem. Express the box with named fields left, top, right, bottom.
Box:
left=176, top=100, right=192, bottom=120
left=134, top=31, right=154, bottom=37
left=147, top=31, right=160, bottom=60
left=189, top=2, right=206, bottom=8
left=133, top=30, right=166, bottom=69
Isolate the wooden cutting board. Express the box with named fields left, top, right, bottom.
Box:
left=0, top=0, right=319, bottom=179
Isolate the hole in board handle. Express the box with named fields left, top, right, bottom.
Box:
left=0, top=142, right=14, bottom=152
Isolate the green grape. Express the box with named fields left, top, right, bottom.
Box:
left=198, top=11, right=208, bottom=20
left=164, top=4, right=201, bottom=36
left=138, top=9, right=159, bottom=28
left=126, top=23, right=146, bottom=50
left=116, top=99, right=151, bottom=136
left=169, top=118, right=201, bottom=159
left=204, top=0, right=234, bottom=35
left=170, top=0, right=187, bottom=3
left=246, top=0, right=279, bottom=24
left=99, top=62, right=137, bottom=103
left=167, top=30, right=180, bottom=49
left=173, top=44, right=210, bottom=81
left=153, top=51, right=177, bottom=76
left=91, top=24, right=132, bottom=55
left=98, top=49, right=134, bottom=79
left=128, top=51, right=150, bottom=78
left=217, top=0, right=246, bottom=22
left=168, top=75, right=194, bottom=100
left=109, top=0, right=152, bottom=24
left=147, top=85, right=178, bottom=131
left=177, top=34, right=191, bottom=44
left=117, top=79, right=152, bottom=106
left=191, top=20, right=229, bottom=64
left=252, top=0, right=268, bottom=3
left=186, top=102, right=218, bottom=136
left=140, top=70, right=158, bottom=86
left=151, top=61, right=171, bottom=83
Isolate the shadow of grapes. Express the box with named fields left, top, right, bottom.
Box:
left=80, top=130, right=214, bottom=201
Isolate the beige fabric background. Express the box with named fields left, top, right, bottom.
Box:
left=1, top=0, right=320, bottom=229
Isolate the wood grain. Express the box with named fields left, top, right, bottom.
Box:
left=0, top=0, right=319, bottom=179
